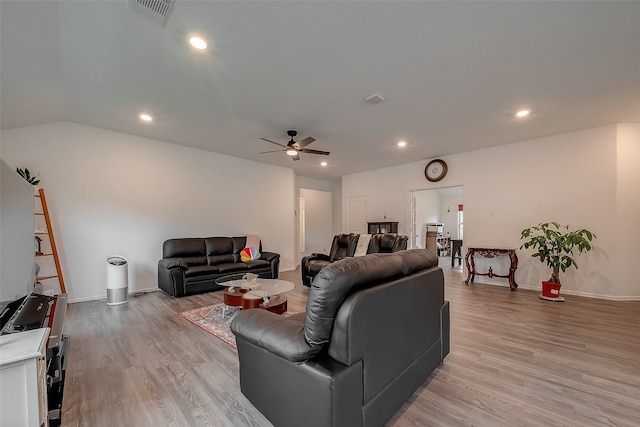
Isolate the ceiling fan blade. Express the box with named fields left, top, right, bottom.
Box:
left=260, top=137, right=288, bottom=148
left=291, top=153, right=300, bottom=161
left=294, top=136, right=316, bottom=149
left=258, top=149, right=285, bottom=154
left=299, top=148, right=330, bottom=155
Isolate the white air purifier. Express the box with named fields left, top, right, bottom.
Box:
left=106, top=256, right=128, bottom=305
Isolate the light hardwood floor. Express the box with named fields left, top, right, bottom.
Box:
left=60, top=262, right=640, bottom=426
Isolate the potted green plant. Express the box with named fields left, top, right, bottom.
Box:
left=16, top=167, right=40, bottom=185
left=520, top=222, right=596, bottom=301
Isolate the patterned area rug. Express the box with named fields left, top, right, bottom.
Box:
left=179, top=303, right=242, bottom=349
left=179, top=303, right=299, bottom=349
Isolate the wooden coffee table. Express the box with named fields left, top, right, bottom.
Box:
left=218, top=275, right=295, bottom=315
left=223, top=287, right=289, bottom=314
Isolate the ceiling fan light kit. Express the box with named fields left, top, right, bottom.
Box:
left=259, top=130, right=330, bottom=161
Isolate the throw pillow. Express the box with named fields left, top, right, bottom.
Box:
left=241, top=247, right=261, bottom=262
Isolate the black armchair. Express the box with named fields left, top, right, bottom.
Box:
left=367, top=233, right=408, bottom=253
left=230, top=250, right=450, bottom=427
left=300, top=233, right=358, bottom=287
left=301, top=233, right=409, bottom=287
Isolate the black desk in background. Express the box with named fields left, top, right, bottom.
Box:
left=451, top=239, right=463, bottom=267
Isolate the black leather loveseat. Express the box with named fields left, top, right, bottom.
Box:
left=301, top=233, right=408, bottom=287
left=231, top=249, right=449, bottom=427
left=157, top=236, right=280, bottom=297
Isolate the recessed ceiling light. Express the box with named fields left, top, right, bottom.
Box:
left=516, top=110, right=530, bottom=118
left=286, top=150, right=297, bottom=156
left=189, top=36, right=207, bottom=50
left=320, top=161, right=327, bottom=167
left=139, top=114, right=153, bottom=122
left=397, top=141, right=407, bottom=147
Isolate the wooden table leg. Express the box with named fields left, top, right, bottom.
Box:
left=464, top=249, right=474, bottom=284
left=242, top=294, right=288, bottom=315
left=508, top=250, right=519, bottom=290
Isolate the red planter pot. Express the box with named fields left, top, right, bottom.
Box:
left=541, top=281, right=562, bottom=298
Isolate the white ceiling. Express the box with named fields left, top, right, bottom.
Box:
left=2, top=1, right=639, bottom=181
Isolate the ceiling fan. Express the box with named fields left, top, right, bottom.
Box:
left=259, top=130, right=330, bottom=161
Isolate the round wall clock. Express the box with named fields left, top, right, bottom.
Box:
left=424, top=159, right=448, bottom=182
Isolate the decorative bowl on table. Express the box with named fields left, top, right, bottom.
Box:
left=215, top=273, right=256, bottom=291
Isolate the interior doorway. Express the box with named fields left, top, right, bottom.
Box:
left=409, top=186, right=464, bottom=268
left=299, top=188, right=333, bottom=263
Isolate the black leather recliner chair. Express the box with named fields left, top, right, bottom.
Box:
left=301, top=233, right=408, bottom=287
left=300, top=233, right=358, bottom=287
left=230, top=249, right=450, bottom=427
left=367, top=232, right=408, bottom=253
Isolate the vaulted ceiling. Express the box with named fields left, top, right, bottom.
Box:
left=2, top=1, right=639, bottom=180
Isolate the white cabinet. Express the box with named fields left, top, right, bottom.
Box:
left=0, top=328, right=50, bottom=427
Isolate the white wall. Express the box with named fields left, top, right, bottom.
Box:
left=294, top=177, right=342, bottom=233
left=439, top=193, right=463, bottom=239
left=294, top=175, right=342, bottom=266
left=343, top=124, right=640, bottom=300
left=416, top=190, right=440, bottom=225
left=415, top=190, right=440, bottom=248
left=299, top=188, right=332, bottom=258
left=1, top=122, right=296, bottom=302
left=0, top=160, right=35, bottom=301
left=615, top=124, right=640, bottom=297
left=332, top=181, right=342, bottom=235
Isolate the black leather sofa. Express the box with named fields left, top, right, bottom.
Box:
left=157, top=237, right=280, bottom=297
left=230, top=249, right=449, bottom=427
left=301, top=233, right=408, bottom=287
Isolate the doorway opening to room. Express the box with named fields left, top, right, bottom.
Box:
left=409, top=186, right=464, bottom=270
left=298, top=188, right=333, bottom=265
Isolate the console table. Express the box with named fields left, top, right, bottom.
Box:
left=464, top=247, right=518, bottom=290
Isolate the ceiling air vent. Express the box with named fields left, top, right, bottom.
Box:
left=127, top=0, right=176, bottom=27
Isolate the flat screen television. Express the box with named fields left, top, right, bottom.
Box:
left=0, top=159, right=37, bottom=321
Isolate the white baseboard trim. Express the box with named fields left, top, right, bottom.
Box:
left=68, top=287, right=160, bottom=304
left=556, top=289, right=640, bottom=301
left=467, top=280, right=640, bottom=301
left=71, top=280, right=640, bottom=303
